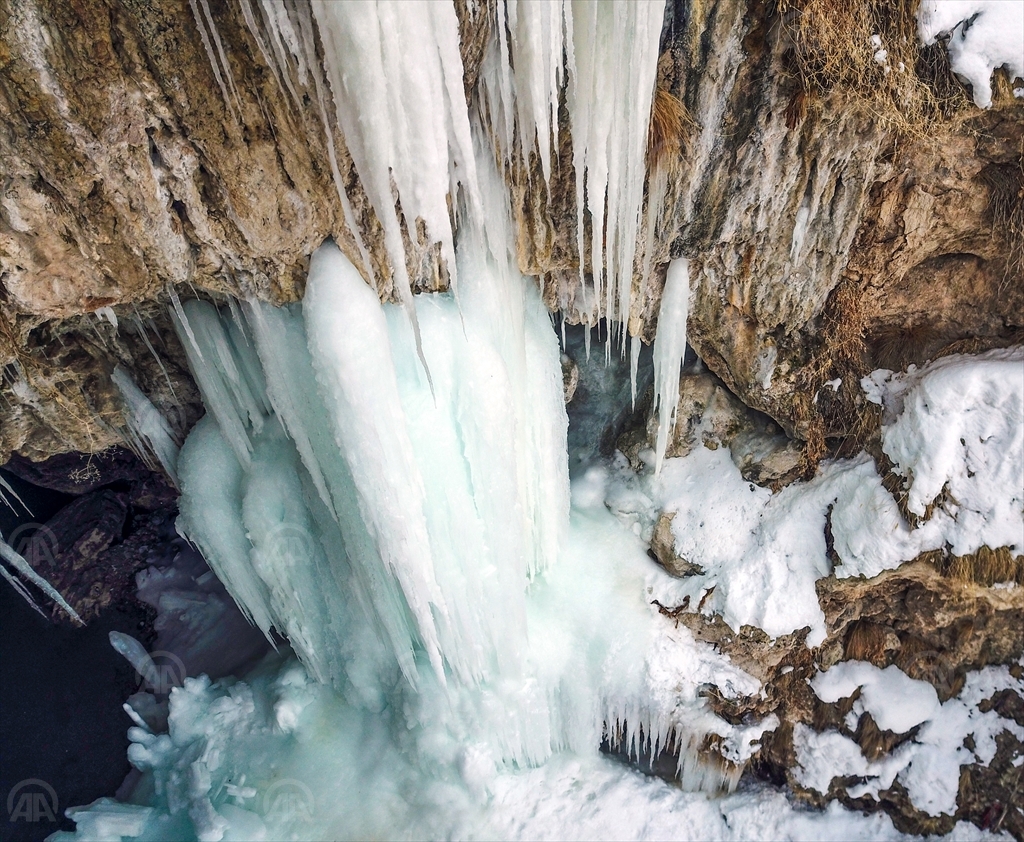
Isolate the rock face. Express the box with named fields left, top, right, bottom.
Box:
left=0, top=0, right=493, bottom=459
left=665, top=560, right=1024, bottom=837
left=0, top=0, right=1020, bottom=461
left=535, top=0, right=1023, bottom=449
left=8, top=447, right=180, bottom=623
left=618, top=364, right=804, bottom=489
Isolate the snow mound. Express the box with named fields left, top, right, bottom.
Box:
left=614, top=349, right=1024, bottom=645
left=873, top=348, right=1024, bottom=556
left=918, top=1, right=1024, bottom=108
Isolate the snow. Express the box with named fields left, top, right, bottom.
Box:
left=918, top=1, right=1024, bottom=108
left=799, top=661, right=1024, bottom=817
left=597, top=349, right=1024, bottom=647
left=812, top=661, right=940, bottom=733
left=876, top=349, right=1024, bottom=555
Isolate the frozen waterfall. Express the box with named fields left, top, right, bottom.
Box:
left=51, top=3, right=769, bottom=839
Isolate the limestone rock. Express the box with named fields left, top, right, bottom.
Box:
left=516, top=0, right=1023, bottom=451
left=0, top=0, right=494, bottom=460
left=650, top=511, right=705, bottom=578
left=620, top=365, right=804, bottom=488
left=663, top=559, right=1024, bottom=836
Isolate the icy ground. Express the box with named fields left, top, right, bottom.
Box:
left=56, top=343, right=1021, bottom=841
left=54, top=500, right=1015, bottom=842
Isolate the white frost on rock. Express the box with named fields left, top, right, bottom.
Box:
left=918, top=1, right=1024, bottom=108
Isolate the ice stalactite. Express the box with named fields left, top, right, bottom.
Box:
left=0, top=537, right=83, bottom=625
left=187, top=0, right=240, bottom=122
left=653, top=258, right=690, bottom=474
left=310, top=0, right=482, bottom=377
left=480, top=0, right=666, bottom=285
left=569, top=1, right=666, bottom=342
left=172, top=136, right=572, bottom=697
left=478, top=0, right=669, bottom=401
left=110, top=366, right=180, bottom=485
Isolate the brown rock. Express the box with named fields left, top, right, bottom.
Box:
left=650, top=511, right=705, bottom=578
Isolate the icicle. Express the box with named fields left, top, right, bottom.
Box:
left=303, top=243, right=450, bottom=687
left=652, top=257, right=689, bottom=475
left=108, top=632, right=160, bottom=686
left=130, top=313, right=177, bottom=401
left=95, top=306, right=118, bottom=328
left=0, top=474, right=32, bottom=516
left=0, top=562, right=49, bottom=619
left=237, top=0, right=287, bottom=103
left=640, top=164, right=671, bottom=316
left=311, top=0, right=482, bottom=380
left=187, top=0, right=239, bottom=122
left=290, top=3, right=374, bottom=284
left=0, top=537, right=83, bottom=625
left=169, top=300, right=259, bottom=469
left=629, top=333, right=641, bottom=410
left=505, top=0, right=571, bottom=183
left=167, top=287, right=202, bottom=360
left=569, top=1, right=665, bottom=338
left=111, top=366, right=180, bottom=484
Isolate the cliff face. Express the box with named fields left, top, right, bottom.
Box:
left=1, top=0, right=1021, bottom=460
left=0, top=0, right=490, bottom=458
left=2, top=1, right=1022, bottom=834
left=536, top=0, right=1023, bottom=448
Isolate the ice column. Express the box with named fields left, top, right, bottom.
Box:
left=653, top=257, right=690, bottom=475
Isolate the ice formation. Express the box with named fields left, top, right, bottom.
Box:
left=61, top=154, right=783, bottom=838
left=168, top=195, right=748, bottom=774
left=652, top=258, right=691, bottom=474
left=311, top=0, right=480, bottom=349
left=0, top=536, right=82, bottom=625
left=54, top=2, right=1024, bottom=839
left=111, top=366, right=180, bottom=485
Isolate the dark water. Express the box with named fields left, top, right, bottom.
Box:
left=0, top=470, right=145, bottom=842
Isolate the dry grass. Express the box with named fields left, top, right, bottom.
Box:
left=795, top=277, right=876, bottom=472
left=776, top=0, right=971, bottom=136
left=648, top=87, right=694, bottom=173
left=869, top=321, right=943, bottom=371
left=939, top=545, right=1024, bottom=587
left=979, top=152, right=1024, bottom=290
left=844, top=619, right=889, bottom=665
